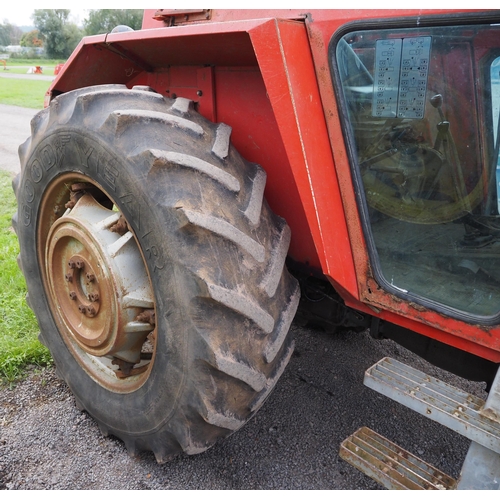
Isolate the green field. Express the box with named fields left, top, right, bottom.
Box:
left=0, top=59, right=58, bottom=109
left=2, top=58, right=64, bottom=66
left=0, top=77, right=50, bottom=109
left=0, top=172, right=52, bottom=382
left=0, top=61, right=61, bottom=382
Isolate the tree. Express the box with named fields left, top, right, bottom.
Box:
left=0, top=22, right=23, bottom=46
left=9, top=24, right=23, bottom=45
left=32, top=9, right=83, bottom=59
left=0, top=23, right=10, bottom=46
left=83, top=10, right=143, bottom=36
left=64, top=22, right=83, bottom=55
left=20, top=30, right=43, bottom=48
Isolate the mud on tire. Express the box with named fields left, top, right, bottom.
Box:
left=12, top=84, right=299, bottom=462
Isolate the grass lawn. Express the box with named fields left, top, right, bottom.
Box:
left=0, top=60, right=61, bottom=381
left=0, top=77, right=49, bottom=109
left=5, top=59, right=65, bottom=66
left=0, top=171, right=52, bottom=382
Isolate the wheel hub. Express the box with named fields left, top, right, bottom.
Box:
left=45, top=193, right=155, bottom=365
left=66, top=253, right=102, bottom=331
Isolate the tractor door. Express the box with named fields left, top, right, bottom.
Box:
left=333, top=22, right=500, bottom=323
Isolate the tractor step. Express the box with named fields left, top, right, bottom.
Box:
left=364, top=357, right=500, bottom=454
left=340, top=427, right=456, bottom=490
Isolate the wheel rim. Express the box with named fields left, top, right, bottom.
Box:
left=39, top=175, right=157, bottom=393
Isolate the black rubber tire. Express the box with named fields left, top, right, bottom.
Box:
left=13, top=84, right=300, bottom=462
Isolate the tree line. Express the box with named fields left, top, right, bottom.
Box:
left=0, top=9, right=143, bottom=59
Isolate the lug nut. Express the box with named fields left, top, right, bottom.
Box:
left=87, top=306, right=97, bottom=317
left=88, top=293, right=99, bottom=302
left=86, top=273, right=95, bottom=282
left=68, top=260, right=76, bottom=269
left=75, top=260, right=85, bottom=269
left=78, top=304, right=87, bottom=313
left=65, top=273, right=73, bottom=283
left=69, top=291, right=77, bottom=300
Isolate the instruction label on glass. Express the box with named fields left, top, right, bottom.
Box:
left=373, top=36, right=431, bottom=119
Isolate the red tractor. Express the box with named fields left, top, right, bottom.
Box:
left=12, top=9, right=500, bottom=488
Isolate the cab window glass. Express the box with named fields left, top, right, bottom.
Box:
left=335, top=24, right=500, bottom=319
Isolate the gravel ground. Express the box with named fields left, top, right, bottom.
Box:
left=0, top=322, right=487, bottom=490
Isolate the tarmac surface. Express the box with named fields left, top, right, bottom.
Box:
left=0, top=104, right=39, bottom=174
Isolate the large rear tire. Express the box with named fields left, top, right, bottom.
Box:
left=13, top=84, right=299, bottom=462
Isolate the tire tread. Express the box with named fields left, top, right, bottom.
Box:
left=17, top=84, right=299, bottom=462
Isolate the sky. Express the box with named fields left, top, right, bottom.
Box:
left=2, top=7, right=91, bottom=27
left=0, top=2, right=134, bottom=27
left=3, top=2, right=498, bottom=27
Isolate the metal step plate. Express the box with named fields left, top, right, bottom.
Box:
left=340, top=427, right=456, bottom=490
left=364, top=357, right=500, bottom=454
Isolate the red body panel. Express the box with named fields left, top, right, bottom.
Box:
left=47, top=9, right=500, bottom=363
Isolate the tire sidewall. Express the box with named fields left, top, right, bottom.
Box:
left=18, top=126, right=190, bottom=435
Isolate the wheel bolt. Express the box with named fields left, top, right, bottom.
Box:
left=88, top=293, right=99, bottom=302
left=65, top=273, right=73, bottom=283
left=75, top=260, right=85, bottom=269
left=78, top=304, right=87, bottom=313
left=86, top=273, right=95, bottom=282
left=68, top=260, right=76, bottom=269
left=69, top=291, right=77, bottom=300
left=87, top=306, right=97, bottom=317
